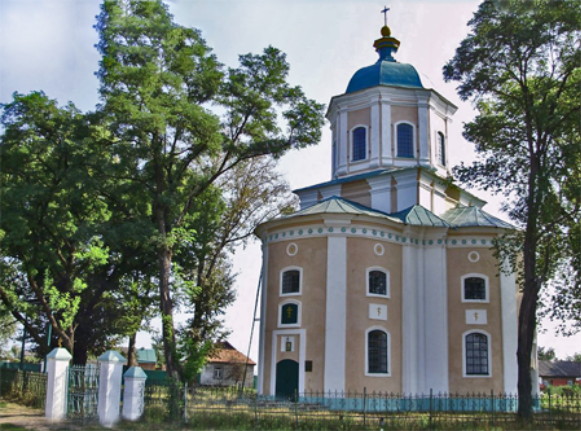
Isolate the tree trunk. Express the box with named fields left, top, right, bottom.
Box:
left=127, top=332, right=137, bottom=367
left=158, top=243, right=181, bottom=380
left=72, top=327, right=89, bottom=365
left=517, top=157, right=540, bottom=420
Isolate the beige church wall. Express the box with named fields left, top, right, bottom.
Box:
left=344, top=237, right=403, bottom=393
left=262, top=237, right=328, bottom=394
left=341, top=180, right=371, bottom=207
left=347, top=108, right=371, bottom=130
left=446, top=245, right=504, bottom=394
left=390, top=106, right=418, bottom=127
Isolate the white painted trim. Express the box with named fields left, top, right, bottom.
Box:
left=324, top=236, right=347, bottom=392
left=500, top=262, right=518, bottom=394
left=257, top=241, right=268, bottom=395
left=461, top=273, right=490, bottom=303
left=365, top=266, right=390, bottom=298
left=394, top=121, right=416, bottom=159
left=401, top=244, right=419, bottom=393
left=278, top=299, right=301, bottom=328
left=365, top=326, right=391, bottom=377
left=270, top=329, right=307, bottom=396
left=462, top=330, right=492, bottom=378
left=279, top=266, right=303, bottom=297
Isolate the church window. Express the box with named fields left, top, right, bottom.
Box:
left=279, top=301, right=300, bottom=326
left=437, top=132, right=446, bottom=166
left=366, top=329, right=389, bottom=375
left=462, top=274, right=488, bottom=302
left=352, top=126, right=367, bottom=161
left=464, top=331, right=490, bottom=376
left=367, top=268, right=390, bottom=297
left=397, top=123, right=414, bottom=158
left=281, top=267, right=301, bottom=296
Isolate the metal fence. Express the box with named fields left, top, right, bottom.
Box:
left=0, top=368, right=47, bottom=409
left=178, top=387, right=581, bottom=430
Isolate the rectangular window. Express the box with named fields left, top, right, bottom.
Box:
left=465, top=333, right=489, bottom=375
left=213, top=366, right=223, bottom=380
left=282, top=270, right=300, bottom=294
left=464, top=277, right=486, bottom=300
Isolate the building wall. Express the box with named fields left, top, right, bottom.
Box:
left=200, top=363, right=255, bottom=387
left=344, top=237, right=403, bottom=392
left=446, top=243, right=504, bottom=393
left=262, top=236, right=327, bottom=394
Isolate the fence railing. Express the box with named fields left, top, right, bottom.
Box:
left=0, top=368, right=47, bottom=409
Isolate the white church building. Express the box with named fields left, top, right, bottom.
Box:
left=255, top=22, right=520, bottom=399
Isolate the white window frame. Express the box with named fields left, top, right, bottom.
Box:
left=278, top=299, right=301, bottom=328
left=462, top=330, right=492, bottom=378
left=350, top=124, right=369, bottom=163
left=366, top=266, right=390, bottom=298
left=436, top=131, right=446, bottom=167
left=280, top=266, right=303, bottom=297
left=213, top=365, right=223, bottom=380
left=394, top=121, right=416, bottom=159
left=365, top=326, right=391, bottom=377
left=461, top=273, right=490, bottom=303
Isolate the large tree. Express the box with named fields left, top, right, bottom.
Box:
left=444, top=0, right=580, bottom=419
left=95, top=0, right=324, bottom=379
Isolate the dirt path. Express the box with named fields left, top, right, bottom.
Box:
left=0, top=401, right=54, bottom=430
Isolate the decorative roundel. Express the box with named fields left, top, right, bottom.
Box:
left=286, top=243, right=298, bottom=257
left=374, top=243, right=385, bottom=256
left=467, top=251, right=480, bottom=263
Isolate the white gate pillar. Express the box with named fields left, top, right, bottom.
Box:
left=97, top=350, right=126, bottom=427
left=45, top=347, right=72, bottom=421
left=122, top=366, right=147, bottom=421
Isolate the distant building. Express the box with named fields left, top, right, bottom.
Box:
left=136, top=348, right=157, bottom=370
left=539, top=360, right=581, bottom=388
left=200, top=341, right=256, bottom=388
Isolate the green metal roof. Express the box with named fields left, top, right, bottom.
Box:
left=288, top=196, right=401, bottom=223
left=441, top=206, right=514, bottom=229
left=293, top=169, right=393, bottom=193
left=390, top=205, right=450, bottom=227
left=136, top=348, right=157, bottom=364
left=270, top=197, right=513, bottom=230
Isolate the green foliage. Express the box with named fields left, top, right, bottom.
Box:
left=94, top=0, right=324, bottom=378
left=538, top=346, right=557, bottom=361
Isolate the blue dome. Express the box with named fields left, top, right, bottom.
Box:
left=346, top=60, right=423, bottom=93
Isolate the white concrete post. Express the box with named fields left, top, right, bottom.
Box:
left=45, top=347, right=72, bottom=421
left=122, top=366, right=147, bottom=421
left=97, top=351, right=126, bottom=428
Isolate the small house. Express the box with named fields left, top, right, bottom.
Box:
left=539, top=360, right=581, bottom=388
left=199, top=341, right=256, bottom=388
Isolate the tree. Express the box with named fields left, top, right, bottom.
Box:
left=177, top=156, right=295, bottom=382
left=444, top=0, right=580, bottom=419
left=538, top=346, right=556, bottom=361
left=95, top=0, right=324, bottom=379
left=0, top=92, right=111, bottom=358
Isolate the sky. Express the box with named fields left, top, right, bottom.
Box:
left=1, top=0, right=579, bottom=363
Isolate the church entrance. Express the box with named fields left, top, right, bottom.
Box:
left=275, top=359, right=299, bottom=400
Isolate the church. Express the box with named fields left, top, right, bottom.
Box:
left=255, top=19, right=520, bottom=399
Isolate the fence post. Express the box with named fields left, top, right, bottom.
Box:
left=122, top=366, right=147, bottom=421
left=97, top=350, right=126, bottom=427
left=429, top=388, right=433, bottom=429
left=45, top=348, right=72, bottom=421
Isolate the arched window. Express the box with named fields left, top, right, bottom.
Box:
left=397, top=123, right=414, bottom=158
left=352, top=126, right=367, bottom=161
left=437, top=132, right=446, bottom=166
left=281, top=268, right=301, bottom=295
left=367, top=268, right=389, bottom=297
left=462, top=274, right=488, bottom=302
left=464, top=332, right=490, bottom=376
left=367, top=329, right=389, bottom=375
left=279, top=301, right=300, bottom=326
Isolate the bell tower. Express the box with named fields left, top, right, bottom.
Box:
left=327, top=23, right=457, bottom=181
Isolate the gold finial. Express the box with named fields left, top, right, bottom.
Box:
left=381, top=25, right=391, bottom=37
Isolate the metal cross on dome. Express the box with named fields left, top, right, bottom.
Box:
left=381, top=5, right=390, bottom=26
